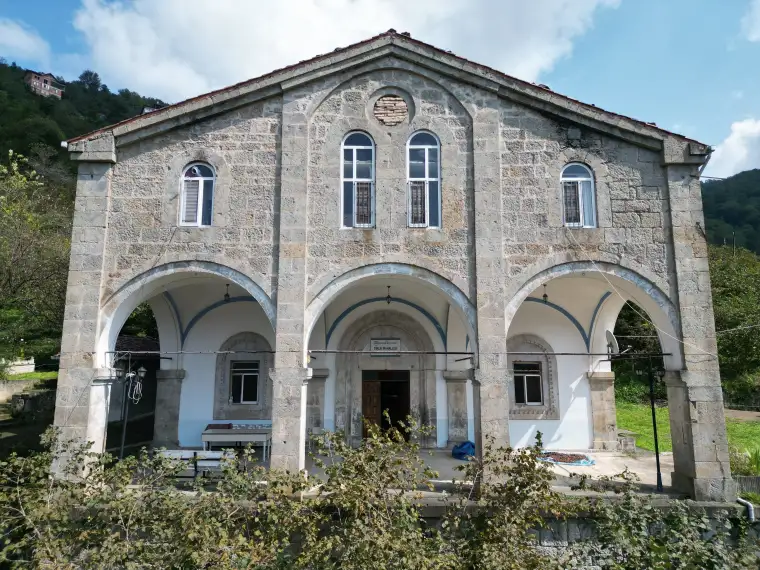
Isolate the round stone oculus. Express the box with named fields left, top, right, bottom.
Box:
left=373, top=95, right=408, bottom=126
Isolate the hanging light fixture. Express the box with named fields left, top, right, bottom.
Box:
left=224, top=284, right=230, bottom=303
left=386, top=285, right=392, bottom=304
left=542, top=284, right=548, bottom=304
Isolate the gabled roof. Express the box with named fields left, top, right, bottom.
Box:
left=67, top=30, right=708, bottom=153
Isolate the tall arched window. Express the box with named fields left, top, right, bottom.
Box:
left=341, top=132, right=375, bottom=228
left=561, top=163, right=596, bottom=228
left=407, top=131, right=441, bottom=228
left=181, top=162, right=215, bottom=227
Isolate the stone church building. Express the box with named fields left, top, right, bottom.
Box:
left=55, top=31, right=734, bottom=500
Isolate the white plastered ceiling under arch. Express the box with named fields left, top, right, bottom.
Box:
left=95, top=266, right=276, bottom=450
left=506, top=269, right=679, bottom=451
left=306, top=274, right=475, bottom=448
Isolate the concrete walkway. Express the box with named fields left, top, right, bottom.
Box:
left=305, top=448, right=676, bottom=494
left=724, top=408, right=760, bottom=421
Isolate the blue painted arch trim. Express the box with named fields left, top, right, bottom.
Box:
left=179, top=296, right=261, bottom=347
left=325, top=298, right=446, bottom=347
left=524, top=291, right=612, bottom=351
left=589, top=291, right=613, bottom=341
left=525, top=297, right=589, bottom=349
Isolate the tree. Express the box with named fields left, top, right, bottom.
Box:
left=0, top=151, right=71, bottom=359
left=77, top=69, right=102, bottom=91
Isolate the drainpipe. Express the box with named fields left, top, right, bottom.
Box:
left=736, top=497, right=756, bottom=523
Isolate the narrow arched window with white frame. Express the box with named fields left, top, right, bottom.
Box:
left=341, top=132, right=375, bottom=228
left=407, top=131, right=441, bottom=228
left=561, top=163, right=596, bottom=228
left=180, top=162, right=215, bottom=227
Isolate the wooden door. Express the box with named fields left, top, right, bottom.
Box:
left=362, top=381, right=381, bottom=437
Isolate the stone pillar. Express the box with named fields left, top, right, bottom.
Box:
left=444, top=370, right=469, bottom=445
left=152, top=369, right=186, bottom=447
left=53, top=144, right=116, bottom=460
left=306, top=369, right=328, bottom=431
left=269, top=92, right=309, bottom=472
left=472, top=99, right=510, bottom=453
left=664, top=153, right=734, bottom=501
left=588, top=371, right=618, bottom=450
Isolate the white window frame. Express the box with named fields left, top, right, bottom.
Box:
left=340, top=132, right=375, bottom=228
left=179, top=162, right=215, bottom=227
left=230, top=361, right=260, bottom=405
left=407, top=131, right=441, bottom=228
left=513, top=362, right=543, bottom=406
left=561, top=163, right=596, bottom=228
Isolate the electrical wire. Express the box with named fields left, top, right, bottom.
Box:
left=563, top=228, right=718, bottom=360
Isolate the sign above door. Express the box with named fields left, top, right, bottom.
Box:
left=370, top=338, right=401, bottom=356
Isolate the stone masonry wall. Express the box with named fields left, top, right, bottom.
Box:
left=303, top=66, right=474, bottom=300
left=497, top=102, right=676, bottom=301
left=103, top=98, right=282, bottom=300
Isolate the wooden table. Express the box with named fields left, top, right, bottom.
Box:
left=201, top=427, right=272, bottom=458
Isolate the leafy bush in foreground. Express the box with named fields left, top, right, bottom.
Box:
left=0, top=427, right=757, bottom=569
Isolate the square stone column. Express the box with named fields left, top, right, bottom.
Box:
left=665, top=371, right=735, bottom=500
left=269, top=92, right=309, bottom=472
left=152, top=369, right=186, bottom=448
left=664, top=159, right=734, bottom=501
left=472, top=100, right=510, bottom=453
left=588, top=371, right=618, bottom=450
left=54, top=153, right=115, bottom=462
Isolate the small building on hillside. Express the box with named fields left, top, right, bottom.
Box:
left=24, top=70, right=64, bottom=99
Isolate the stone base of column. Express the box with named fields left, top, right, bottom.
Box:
left=270, top=367, right=308, bottom=472
left=666, top=371, right=736, bottom=501
left=152, top=369, right=186, bottom=448
left=474, top=368, right=509, bottom=450
left=588, top=371, right=618, bottom=450
left=444, top=370, right=470, bottom=445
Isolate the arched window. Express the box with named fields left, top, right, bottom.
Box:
left=561, top=163, right=596, bottom=228
left=341, top=132, right=375, bottom=228
left=180, top=163, right=215, bottom=227
left=407, top=131, right=441, bottom=228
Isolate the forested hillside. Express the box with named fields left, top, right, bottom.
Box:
left=702, top=169, right=760, bottom=253
left=0, top=60, right=166, bottom=364
left=0, top=59, right=165, bottom=163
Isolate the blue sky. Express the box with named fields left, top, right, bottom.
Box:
left=1, top=0, right=760, bottom=177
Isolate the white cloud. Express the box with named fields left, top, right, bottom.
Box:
left=742, top=0, right=760, bottom=41
left=72, top=0, right=619, bottom=102
left=704, top=118, right=760, bottom=178
left=0, top=18, right=51, bottom=67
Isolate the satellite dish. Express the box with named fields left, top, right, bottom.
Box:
left=606, top=330, right=619, bottom=355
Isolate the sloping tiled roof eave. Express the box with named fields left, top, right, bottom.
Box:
left=66, top=30, right=708, bottom=150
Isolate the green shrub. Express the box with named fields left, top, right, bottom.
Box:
left=0, top=426, right=757, bottom=569
left=740, top=491, right=760, bottom=505
left=730, top=445, right=760, bottom=476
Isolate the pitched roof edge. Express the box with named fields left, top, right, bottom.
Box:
left=67, top=30, right=707, bottom=149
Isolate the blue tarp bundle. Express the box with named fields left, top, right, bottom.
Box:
left=452, top=440, right=475, bottom=461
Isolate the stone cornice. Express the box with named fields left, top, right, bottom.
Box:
left=66, top=32, right=708, bottom=162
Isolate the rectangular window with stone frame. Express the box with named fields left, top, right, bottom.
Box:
left=513, top=362, right=543, bottom=405
left=230, top=361, right=259, bottom=404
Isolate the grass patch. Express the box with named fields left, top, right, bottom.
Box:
left=6, top=371, right=58, bottom=382
left=616, top=402, right=672, bottom=452
left=617, top=401, right=760, bottom=453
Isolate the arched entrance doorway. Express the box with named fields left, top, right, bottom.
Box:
left=305, top=263, right=477, bottom=451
